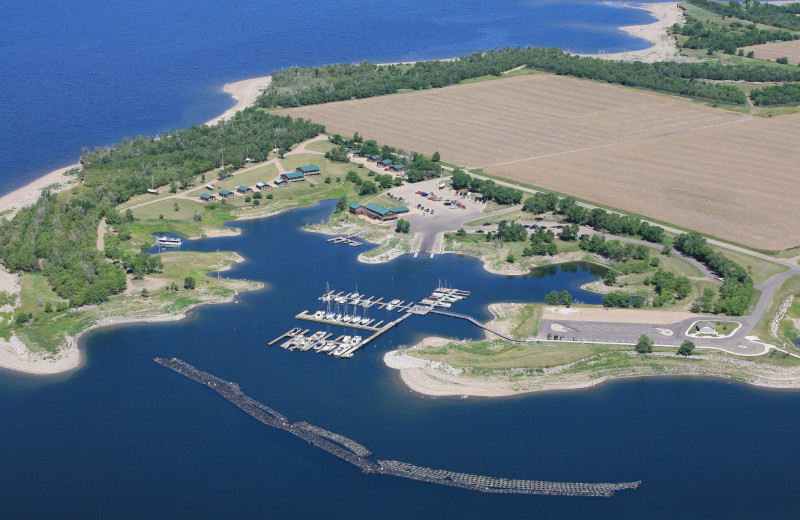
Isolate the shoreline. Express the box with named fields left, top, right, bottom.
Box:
left=580, top=2, right=685, bottom=63
left=0, top=2, right=682, bottom=375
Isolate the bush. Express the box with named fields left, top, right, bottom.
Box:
left=677, top=340, right=695, bottom=356
left=184, top=276, right=196, bottom=290
left=252, top=191, right=262, bottom=199
left=635, top=334, right=653, bottom=354
left=266, top=193, right=273, bottom=199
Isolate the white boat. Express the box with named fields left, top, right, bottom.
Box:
left=313, top=310, right=325, bottom=319
left=156, top=236, right=183, bottom=247
left=341, top=335, right=351, bottom=343
left=325, top=312, right=335, bottom=320
left=431, top=292, right=444, bottom=298
left=342, top=314, right=352, bottom=323
left=437, top=302, right=452, bottom=308
left=333, top=344, right=350, bottom=357
left=351, top=336, right=362, bottom=345
left=361, top=318, right=374, bottom=326
left=310, top=331, right=325, bottom=340
left=334, top=313, right=342, bottom=321
left=335, top=296, right=346, bottom=304
left=361, top=300, right=372, bottom=308
left=421, top=299, right=435, bottom=305
left=320, top=342, right=336, bottom=353
left=351, top=316, right=362, bottom=325
left=313, top=341, right=326, bottom=352
left=386, top=299, right=400, bottom=310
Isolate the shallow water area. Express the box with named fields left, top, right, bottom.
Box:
left=2, top=203, right=800, bottom=519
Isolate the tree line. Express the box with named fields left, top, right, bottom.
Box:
left=450, top=169, right=523, bottom=205
left=673, top=231, right=754, bottom=315
left=256, top=46, right=800, bottom=107
left=687, top=0, right=800, bottom=31
left=750, top=83, right=800, bottom=106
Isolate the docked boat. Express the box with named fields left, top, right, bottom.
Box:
left=351, top=316, right=361, bottom=325
left=325, top=312, right=335, bottom=320
left=319, top=341, right=336, bottom=353
left=437, top=302, right=452, bottom=308
left=350, top=335, right=362, bottom=345
left=310, top=331, right=326, bottom=340
left=386, top=299, right=400, bottom=310
left=313, top=310, right=325, bottom=319
left=333, top=313, right=342, bottom=321
left=342, top=314, right=352, bottom=323
left=156, top=235, right=183, bottom=247
left=332, top=343, right=350, bottom=357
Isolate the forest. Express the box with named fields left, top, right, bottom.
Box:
left=687, top=0, right=800, bottom=31
left=0, top=110, right=323, bottom=309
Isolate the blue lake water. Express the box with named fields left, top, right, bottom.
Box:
left=1, top=0, right=658, bottom=195
left=4, top=1, right=800, bottom=517
left=3, top=202, right=800, bottom=519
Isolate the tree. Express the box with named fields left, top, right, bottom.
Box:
left=170, top=180, right=177, bottom=193
left=456, top=228, right=466, bottom=236
left=184, top=276, right=196, bottom=290
left=335, top=197, right=348, bottom=213
left=359, top=181, right=378, bottom=196
left=545, top=290, right=560, bottom=305
left=604, top=270, right=617, bottom=286
left=559, top=290, right=572, bottom=306
left=432, top=151, right=441, bottom=162
left=506, top=252, right=515, bottom=263
left=635, top=334, right=653, bottom=354
left=677, top=340, right=695, bottom=356
left=395, top=219, right=410, bottom=233
left=141, top=288, right=149, bottom=298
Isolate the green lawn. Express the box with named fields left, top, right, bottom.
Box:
left=305, top=140, right=335, bottom=153
left=754, top=274, right=800, bottom=351
left=708, top=246, right=788, bottom=285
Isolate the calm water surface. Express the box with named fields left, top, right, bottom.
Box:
left=2, top=202, right=800, bottom=519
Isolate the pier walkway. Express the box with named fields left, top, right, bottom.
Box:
left=429, top=309, right=535, bottom=343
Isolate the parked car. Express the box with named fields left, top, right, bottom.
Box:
left=476, top=230, right=484, bottom=233
left=483, top=222, right=491, bottom=226
left=547, top=333, right=553, bottom=340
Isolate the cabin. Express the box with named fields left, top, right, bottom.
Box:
left=274, top=177, right=288, bottom=187
left=255, top=181, right=270, bottom=191
left=280, top=171, right=306, bottom=183
left=236, top=185, right=252, bottom=194
left=296, top=165, right=321, bottom=176
left=349, top=203, right=409, bottom=222
left=379, top=159, right=393, bottom=168
left=367, top=154, right=382, bottom=162
left=390, top=164, right=406, bottom=173
left=343, top=147, right=351, bottom=153
left=352, top=150, right=363, bottom=157
left=697, top=321, right=716, bottom=334
left=218, top=189, right=234, bottom=199
left=199, top=193, right=216, bottom=203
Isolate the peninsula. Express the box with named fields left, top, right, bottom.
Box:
left=2, top=0, right=800, bottom=393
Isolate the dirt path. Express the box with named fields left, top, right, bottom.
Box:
left=97, top=217, right=107, bottom=253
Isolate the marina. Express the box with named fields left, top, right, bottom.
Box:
left=269, top=283, right=472, bottom=359
left=155, top=357, right=641, bottom=497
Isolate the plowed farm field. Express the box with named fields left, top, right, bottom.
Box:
left=740, top=40, right=800, bottom=64
left=282, top=74, right=800, bottom=250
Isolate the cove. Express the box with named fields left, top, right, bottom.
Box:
left=2, top=202, right=800, bottom=519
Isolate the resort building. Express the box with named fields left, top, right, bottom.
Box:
left=280, top=171, right=306, bottom=183
left=296, top=165, right=321, bottom=175
left=367, top=154, right=381, bottom=162
left=235, top=185, right=252, bottom=194
left=390, top=164, right=406, bottom=174
left=379, top=158, right=393, bottom=168
left=255, top=181, right=270, bottom=191
left=349, top=203, right=409, bottom=222
left=697, top=321, right=716, bottom=334
left=274, top=177, right=288, bottom=187
left=218, top=189, right=234, bottom=199
left=199, top=193, right=216, bottom=202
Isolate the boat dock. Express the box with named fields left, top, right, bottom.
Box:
left=270, top=283, right=472, bottom=360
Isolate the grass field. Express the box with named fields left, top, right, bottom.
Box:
left=282, top=74, right=800, bottom=251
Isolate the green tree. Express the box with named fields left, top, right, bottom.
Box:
left=173, top=202, right=179, bottom=212
left=335, top=197, right=348, bottom=213
left=545, top=290, right=560, bottom=305
left=170, top=180, right=177, bottom=193
left=506, top=252, right=515, bottom=263
left=636, top=334, right=653, bottom=354
left=432, top=151, right=441, bottom=162
left=395, top=219, right=410, bottom=233
left=559, top=290, right=572, bottom=306
left=677, top=340, right=695, bottom=356
left=184, top=276, right=196, bottom=290
left=604, top=270, right=617, bottom=286
left=359, top=181, right=378, bottom=196
left=456, top=228, right=466, bottom=236
left=44, top=301, right=53, bottom=313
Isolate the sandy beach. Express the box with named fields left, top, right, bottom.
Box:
left=581, top=2, right=685, bottom=62
left=204, top=75, right=272, bottom=126
left=0, top=163, right=80, bottom=219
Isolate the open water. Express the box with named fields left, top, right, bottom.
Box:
left=3, top=1, right=800, bottom=518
